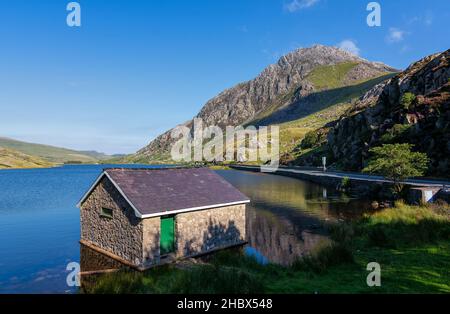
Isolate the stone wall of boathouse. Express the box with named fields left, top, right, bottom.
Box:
left=81, top=178, right=248, bottom=268
left=80, top=176, right=144, bottom=266
left=142, top=217, right=161, bottom=266
left=173, top=204, right=247, bottom=258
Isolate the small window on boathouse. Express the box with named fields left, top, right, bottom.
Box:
left=100, top=207, right=113, bottom=219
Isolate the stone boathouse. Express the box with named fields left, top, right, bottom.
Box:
left=77, top=167, right=250, bottom=270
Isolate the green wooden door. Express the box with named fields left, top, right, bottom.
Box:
left=160, top=216, right=175, bottom=255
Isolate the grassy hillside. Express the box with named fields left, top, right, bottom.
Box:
left=0, top=147, right=55, bottom=169
left=254, top=65, right=395, bottom=162
left=307, top=62, right=360, bottom=90
left=0, top=137, right=101, bottom=164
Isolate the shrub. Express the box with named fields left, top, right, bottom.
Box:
left=381, top=124, right=411, bottom=143
left=400, top=92, right=416, bottom=110
left=301, top=131, right=320, bottom=149
left=341, top=177, right=351, bottom=189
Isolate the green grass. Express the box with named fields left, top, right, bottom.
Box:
left=85, top=202, right=450, bottom=294
left=269, top=242, right=450, bottom=293
left=357, top=201, right=450, bottom=248
left=0, top=147, right=55, bottom=169
left=83, top=257, right=266, bottom=294
left=306, top=62, right=360, bottom=91
left=0, top=137, right=103, bottom=164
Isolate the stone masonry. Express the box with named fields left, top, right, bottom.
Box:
left=81, top=177, right=247, bottom=269
left=142, top=217, right=161, bottom=266
left=80, top=177, right=144, bottom=266
left=173, top=204, right=247, bottom=258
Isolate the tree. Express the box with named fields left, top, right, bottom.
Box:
left=363, top=144, right=429, bottom=193
left=400, top=92, right=416, bottom=110
left=301, top=131, right=320, bottom=149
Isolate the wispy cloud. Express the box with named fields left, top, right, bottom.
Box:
left=337, top=39, right=360, bottom=56
left=424, top=11, right=433, bottom=25
left=284, top=0, right=320, bottom=13
left=406, top=11, right=433, bottom=26
left=386, top=28, right=406, bottom=43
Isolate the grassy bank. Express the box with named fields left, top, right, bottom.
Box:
left=84, top=202, right=450, bottom=294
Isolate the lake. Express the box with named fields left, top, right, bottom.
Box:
left=0, top=165, right=371, bottom=293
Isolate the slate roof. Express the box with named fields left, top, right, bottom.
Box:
left=78, top=167, right=250, bottom=218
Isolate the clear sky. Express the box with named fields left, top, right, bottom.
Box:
left=0, top=0, right=448, bottom=154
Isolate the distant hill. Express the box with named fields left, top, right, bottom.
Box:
left=0, top=147, right=55, bottom=169
left=127, top=45, right=397, bottom=163
left=77, top=150, right=119, bottom=161
left=0, top=137, right=112, bottom=164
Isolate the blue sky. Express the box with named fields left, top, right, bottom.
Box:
left=0, top=0, right=448, bottom=154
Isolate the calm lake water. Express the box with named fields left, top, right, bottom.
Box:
left=0, top=165, right=370, bottom=293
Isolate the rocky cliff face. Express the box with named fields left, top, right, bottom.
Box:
left=131, top=45, right=395, bottom=162
left=326, top=49, right=450, bottom=176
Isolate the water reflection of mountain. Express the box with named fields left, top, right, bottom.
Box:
left=221, top=170, right=373, bottom=219
left=226, top=172, right=323, bottom=210
left=246, top=206, right=331, bottom=266
left=219, top=170, right=373, bottom=265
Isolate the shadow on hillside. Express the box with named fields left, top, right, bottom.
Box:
left=253, top=74, right=393, bottom=126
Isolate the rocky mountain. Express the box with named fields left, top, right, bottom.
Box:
left=130, top=45, right=396, bottom=163
left=300, top=49, right=450, bottom=177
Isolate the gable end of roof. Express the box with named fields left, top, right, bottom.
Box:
left=76, top=172, right=144, bottom=218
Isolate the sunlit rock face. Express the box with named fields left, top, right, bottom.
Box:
left=327, top=49, right=450, bottom=176
left=131, top=45, right=395, bottom=163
